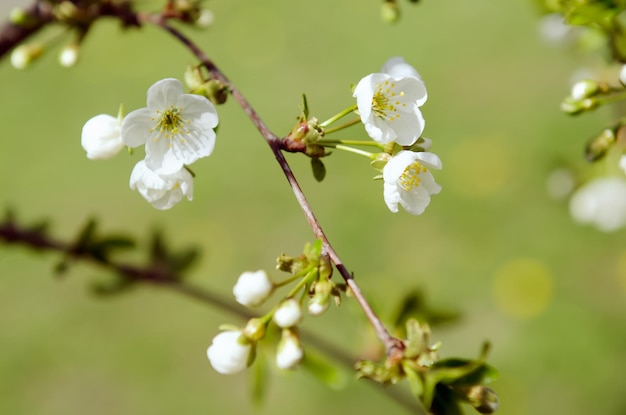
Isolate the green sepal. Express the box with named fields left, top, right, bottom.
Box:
left=311, top=157, right=326, bottom=182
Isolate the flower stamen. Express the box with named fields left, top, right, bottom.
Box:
left=399, top=161, right=427, bottom=191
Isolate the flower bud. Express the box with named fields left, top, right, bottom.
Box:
left=381, top=1, right=400, bottom=24
left=196, top=9, right=214, bottom=28
left=207, top=330, right=252, bottom=375
left=308, top=279, right=332, bottom=316
left=273, top=298, right=303, bottom=328
left=10, top=43, right=43, bottom=69
left=459, top=385, right=499, bottom=414
left=59, top=43, right=79, bottom=67
left=585, top=128, right=615, bottom=162
left=243, top=317, right=267, bottom=341
left=233, top=270, right=274, bottom=307
left=276, top=329, right=304, bottom=370
left=570, top=79, right=599, bottom=101
left=81, top=114, right=124, bottom=159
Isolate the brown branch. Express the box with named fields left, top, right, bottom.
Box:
left=0, top=2, right=54, bottom=59
left=151, top=16, right=405, bottom=359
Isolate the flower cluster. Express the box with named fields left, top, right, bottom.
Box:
left=81, top=78, right=219, bottom=209
left=352, top=57, right=442, bottom=216
left=207, top=241, right=341, bottom=375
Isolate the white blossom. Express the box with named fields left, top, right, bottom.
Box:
left=59, top=44, right=79, bottom=68
left=353, top=57, right=427, bottom=146
left=129, top=160, right=194, bottom=210
left=383, top=151, right=442, bottom=215
left=273, top=298, right=303, bottom=328
left=233, top=270, right=274, bottom=307
left=307, top=299, right=329, bottom=316
left=569, top=176, right=626, bottom=232
left=10, top=43, right=43, bottom=70
left=206, top=330, right=251, bottom=375
left=276, top=330, right=304, bottom=370
left=620, top=154, right=626, bottom=175
left=81, top=114, right=124, bottom=160
left=121, top=78, right=219, bottom=174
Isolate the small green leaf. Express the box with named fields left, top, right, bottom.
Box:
left=301, top=93, right=309, bottom=119
left=250, top=349, right=268, bottom=408
left=311, top=157, right=326, bottom=182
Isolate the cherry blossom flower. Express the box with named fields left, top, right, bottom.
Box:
left=233, top=270, right=274, bottom=307
left=569, top=176, right=626, bottom=232
left=353, top=57, right=427, bottom=146
left=81, top=114, right=124, bottom=160
left=207, top=330, right=251, bottom=375
left=129, top=160, right=193, bottom=210
left=383, top=151, right=442, bottom=215
left=122, top=78, right=218, bottom=174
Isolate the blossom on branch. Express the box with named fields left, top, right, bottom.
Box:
left=233, top=270, right=274, bottom=307
left=276, top=329, right=304, bottom=370
left=207, top=330, right=252, bottom=375
left=81, top=114, right=124, bottom=160
left=129, top=160, right=194, bottom=210
left=383, top=151, right=442, bottom=215
left=353, top=57, right=427, bottom=146
left=569, top=176, right=626, bottom=232
left=122, top=78, right=219, bottom=174
left=273, top=298, right=303, bottom=328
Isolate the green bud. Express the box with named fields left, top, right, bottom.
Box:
left=243, top=317, right=267, bottom=342
left=560, top=97, right=584, bottom=115
left=381, top=1, right=400, bottom=23
left=585, top=128, right=616, bottom=162
left=276, top=253, right=295, bottom=273
left=459, top=385, right=499, bottom=414
left=184, top=65, right=204, bottom=91
left=9, top=7, right=35, bottom=27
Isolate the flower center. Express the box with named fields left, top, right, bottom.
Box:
left=399, top=161, right=427, bottom=191
left=150, top=105, right=190, bottom=145
left=372, top=80, right=406, bottom=122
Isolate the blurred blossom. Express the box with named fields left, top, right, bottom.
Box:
left=273, top=298, right=303, bottom=328
left=538, top=13, right=571, bottom=44
left=620, top=65, right=626, bottom=85
left=569, top=177, right=626, bottom=232
left=129, top=160, right=194, bottom=209
left=276, top=330, right=304, bottom=370
left=233, top=270, right=273, bottom=307
left=492, top=258, right=553, bottom=319
left=207, top=330, right=251, bottom=375
left=383, top=150, right=442, bottom=215
left=545, top=168, right=575, bottom=200
left=620, top=155, right=626, bottom=175
left=353, top=57, right=427, bottom=146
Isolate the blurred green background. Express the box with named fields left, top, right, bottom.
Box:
left=1, top=0, right=626, bottom=414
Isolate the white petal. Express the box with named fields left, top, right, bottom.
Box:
left=146, top=78, right=184, bottom=110
left=81, top=114, right=123, bottom=160
left=415, top=152, right=443, bottom=170
left=121, top=108, right=154, bottom=148
left=382, top=56, right=422, bottom=80
left=383, top=151, right=416, bottom=182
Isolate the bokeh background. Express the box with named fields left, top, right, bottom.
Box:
left=1, top=0, right=625, bottom=414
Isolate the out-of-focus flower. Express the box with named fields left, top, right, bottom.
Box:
left=129, top=160, right=194, bottom=210
left=273, top=298, right=303, bottom=328
left=122, top=78, right=219, bottom=174
left=10, top=43, right=43, bottom=69
left=207, top=330, right=251, bottom=375
left=569, top=176, right=626, bottom=232
left=383, top=150, right=442, bottom=215
left=276, top=329, right=304, bottom=370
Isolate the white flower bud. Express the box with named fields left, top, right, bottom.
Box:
left=196, top=9, right=214, bottom=28
left=59, top=43, right=79, bottom=67
left=81, top=114, right=124, bottom=160
left=233, top=270, right=273, bottom=307
left=10, top=43, right=43, bottom=70
left=307, top=298, right=330, bottom=316
left=273, top=298, right=303, bottom=328
left=276, top=329, right=303, bottom=370
left=207, top=330, right=252, bottom=375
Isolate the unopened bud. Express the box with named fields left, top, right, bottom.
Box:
left=276, top=328, right=304, bottom=369
left=570, top=79, right=599, bottom=101
left=59, top=43, right=79, bottom=67
left=381, top=1, right=400, bottom=24
left=10, top=43, right=43, bottom=69
left=273, top=298, right=303, bottom=328
left=585, top=128, right=615, bottom=162
left=243, top=317, right=267, bottom=342
left=196, top=9, right=214, bottom=28
left=462, top=385, right=499, bottom=414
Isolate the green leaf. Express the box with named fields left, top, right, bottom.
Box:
left=300, top=349, right=348, bottom=390
left=311, top=157, right=326, bottom=182
left=250, top=350, right=269, bottom=408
